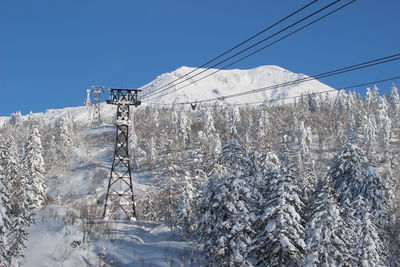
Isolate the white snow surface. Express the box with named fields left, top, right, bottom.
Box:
left=21, top=124, right=200, bottom=266
left=139, top=65, right=337, bottom=104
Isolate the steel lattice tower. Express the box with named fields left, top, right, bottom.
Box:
left=103, top=88, right=141, bottom=220
left=90, top=85, right=104, bottom=125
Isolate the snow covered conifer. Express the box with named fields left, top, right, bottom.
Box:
left=353, top=196, right=385, bottom=266
left=176, top=173, right=195, bottom=236
left=252, top=135, right=305, bottom=266
left=305, top=184, right=351, bottom=266
left=3, top=134, right=32, bottom=266
left=363, top=114, right=377, bottom=156
left=197, top=140, right=256, bottom=266
left=24, top=128, right=47, bottom=206
left=58, top=114, right=74, bottom=161
left=328, top=144, right=389, bottom=229
left=389, top=84, right=400, bottom=128
left=376, top=97, right=391, bottom=150
left=0, top=172, right=12, bottom=266
left=229, top=106, right=241, bottom=138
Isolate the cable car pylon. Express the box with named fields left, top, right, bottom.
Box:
left=103, top=88, right=141, bottom=220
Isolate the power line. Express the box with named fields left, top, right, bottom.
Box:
left=143, top=53, right=400, bottom=106
left=142, top=0, right=320, bottom=98
left=146, top=74, right=400, bottom=108
left=143, top=0, right=355, bottom=101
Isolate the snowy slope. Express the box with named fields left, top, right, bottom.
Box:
left=23, top=124, right=201, bottom=267
left=139, top=65, right=336, bottom=104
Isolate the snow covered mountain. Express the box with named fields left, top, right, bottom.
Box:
left=139, top=65, right=336, bottom=104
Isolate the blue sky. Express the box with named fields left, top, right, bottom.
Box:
left=1, top=0, right=399, bottom=115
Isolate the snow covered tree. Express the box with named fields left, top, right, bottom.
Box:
left=3, top=134, right=32, bottom=266
left=347, top=114, right=357, bottom=143
left=176, top=173, right=195, bottom=236
left=58, top=114, right=74, bottom=159
left=0, top=172, right=12, bottom=266
left=176, top=108, right=190, bottom=146
left=147, top=136, right=157, bottom=166
left=328, top=144, right=389, bottom=229
left=197, top=140, right=256, bottom=266
left=363, top=114, right=377, bottom=156
left=24, top=128, right=47, bottom=207
left=252, top=136, right=305, bottom=266
left=389, top=84, right=400, bottom=130
left=376, top=97, right=391, bottom=150
left=305, top=184, right=351, bottom=266
left=298, top=121, right=312, bottom=161
left=353, top=196, right=385, bottom=266
left=229, top=106, right=241, bottom=138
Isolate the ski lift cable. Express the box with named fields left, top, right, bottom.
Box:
left=143, top=53, right=400, bottom=106
left=147, top=74, right=400, bottom=108
left=140, top=0, right=321, bottom=99
left=141, top=0, right=350, bottom=101
left=231, top=74, right=400, bottom=106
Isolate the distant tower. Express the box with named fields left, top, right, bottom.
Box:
left=84, top=88, right=91, bottom=106
left=85, top=89, right=93, bottom=125
left=103, top=88, right=141, bottom=220
left=90, top=85, right=105, bottom=125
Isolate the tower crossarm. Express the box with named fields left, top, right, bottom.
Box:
left=107, top=88, right=141, bottom=106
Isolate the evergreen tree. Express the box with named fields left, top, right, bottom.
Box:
left=353, top=196, right=385, bottom=266
left=363, top=114, right=377, bottom=156
left=176, top=173, right=195, bottom=236
left=24, top=128, right=47, bottom=206
left=0, top=172, right=12, bottom=266
left=328, top=144, right=389, bottom=229
left=197, top=140, right=255, bottom=266
left=253, top=136, right=305, bottom=266
left=3, top=134, right=32, bottom=266
left=305, top=184, right=351, bottom=266
left=58, top=114, right=74, bottom=157
left=376, top=97, right=391, bottom=150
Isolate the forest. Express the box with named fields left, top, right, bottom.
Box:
left=0, top=85, right=399, bottom=266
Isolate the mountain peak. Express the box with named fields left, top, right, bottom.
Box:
left=139, top=65, right=335, bottom=104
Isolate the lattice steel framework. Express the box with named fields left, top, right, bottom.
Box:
left=90, top=85, right=104, bottom=125
left=103, top=88, right=141, bottom=220
left=84, top=88, right=91, bottom=106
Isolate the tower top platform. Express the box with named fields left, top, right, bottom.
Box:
left=106, top=88, right=142, bottom=106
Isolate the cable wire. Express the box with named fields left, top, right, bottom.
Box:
left=141, top=0, right=345, bottom=100
left=143, top=53, right=400, bottom=106
left=144, top=0, right=356, bottom=101
left=143, top=0, right=320, bottom=97
left=146, top=74, right=400, bottom=107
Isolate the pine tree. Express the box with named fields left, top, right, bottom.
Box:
left=389, top=84, right=400, bottom=129
left=147, top=136, right=157, bottom=166
left=0, top=172, right=12, bottom=266
left=305, top=184, right=351, bottom=266
left=176, top=173, right=195, bottom=236
left=24, top=128, right=47, bottom=206
left=376, top=97, right=391, bottom=150
left=58, top=114, right=74, bottom=157
left=197, top=140, right=255, bottom=266
left=363, top=114, right=377, bottom=156
left=3, top=134, right=32, bottom=266
left=253, top=136, right=305, bottom=266
left=328, top=144, right=389, bottom=229
left=229, top=106, right=241, bottom=138
left=353, top=196, right=385, bottom=266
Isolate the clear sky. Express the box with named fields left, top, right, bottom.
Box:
left=1, top=0, right=399, bottom=116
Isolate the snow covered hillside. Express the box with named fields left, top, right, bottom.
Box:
left=1, top=69, right=400, bottom=266
left=139, top=65, right=336, bottom=104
